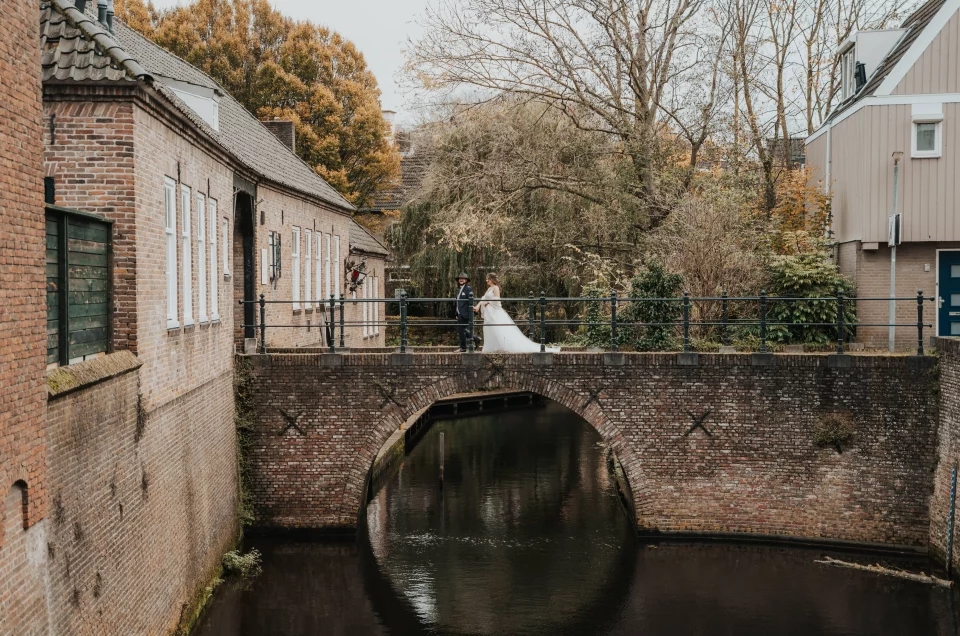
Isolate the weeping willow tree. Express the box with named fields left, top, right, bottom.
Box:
left=387, top=99, right=673, bottom=302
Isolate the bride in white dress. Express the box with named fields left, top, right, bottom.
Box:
left=475, top=273, right=560, bottom=353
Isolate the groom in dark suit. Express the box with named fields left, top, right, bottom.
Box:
left=455, top=272, right=480, bottom=352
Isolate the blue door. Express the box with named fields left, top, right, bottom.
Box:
left=940, top=251, right=960, bottom=336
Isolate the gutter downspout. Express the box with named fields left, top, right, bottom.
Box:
left=824, top=121, right=835, bottom=260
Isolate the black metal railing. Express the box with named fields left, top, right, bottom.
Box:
left=240, top=290, right=934, bottom=356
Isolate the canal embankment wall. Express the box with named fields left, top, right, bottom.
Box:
left=930, top=338, right=960, bottom=570
left=33, top=352, right=239, bottom=635
left=243, top=351, right=940, bottom=549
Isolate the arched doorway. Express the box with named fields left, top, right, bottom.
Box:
left=233, top=189, right=256, bottom=347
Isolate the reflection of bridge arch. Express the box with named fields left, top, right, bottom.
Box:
left=339, top=372, right=646, bottom=529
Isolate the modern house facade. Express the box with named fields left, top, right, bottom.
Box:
left=806, top=0, right=960, bottom=348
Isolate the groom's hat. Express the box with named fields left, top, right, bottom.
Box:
left=456, top=272, right=470, bottom=282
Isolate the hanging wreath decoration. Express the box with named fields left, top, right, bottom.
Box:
left=345, top=258, right=368, bottom=293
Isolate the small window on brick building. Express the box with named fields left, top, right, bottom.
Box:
left=197, top=193, right=208, bottom=323
left=164, top=179, right=178, bottom=328
left=304, top=229, right=312, bottom=310
left=292, top=227, right=301, bottom=310
left=181, top=185, right=193, bottom=325
left=209, top=199, right=219, bottom=321
left=46, top=205, right=113, bottom=367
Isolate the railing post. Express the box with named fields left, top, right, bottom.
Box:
left=539, top=292, right=546, bottom=353
left=721, top=290, right=729, bottom=346
left=528, top=291, right=535, bottom=336
left=328, top=294, right=336, bottom=353
left=400, top=291, right=408, bottom=353
left=759, top=290, right=768, bottom=353
left=836, top=289, right=845, bottom=355
left=682, top=291, right=691, bottom=353
left=467, top=291, right=475, bottom=353
left=339, top=294, right=345, bottom=349
left=610, top=291, right=618, bottom=352
left=917, top=289, right=925, bottom=356
left=258, top=293, right=266, bottom=354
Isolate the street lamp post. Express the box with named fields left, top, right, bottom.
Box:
left=889, top=151, right=904, bottom=352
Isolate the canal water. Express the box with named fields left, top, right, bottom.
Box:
left=194, top=402, right=959, bottom=636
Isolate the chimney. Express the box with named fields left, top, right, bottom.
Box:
left=262, top=118, right=296, bottom=154
left=97, top=0, right=107, bottom=27
left=76, top=0, right=87, bottom=12
left=382, top=109, right=397, bottom=145
left=106, top=0, right=114, bottom=32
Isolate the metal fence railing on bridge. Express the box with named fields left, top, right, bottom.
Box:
left=240, top=291, right=934, bottom=357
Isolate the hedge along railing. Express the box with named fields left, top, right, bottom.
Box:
left=240, top=291, right=934, bottom=356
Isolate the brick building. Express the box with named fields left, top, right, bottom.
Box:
left=0, top=0, right=49, bottom=634
left=0, top=1, right=386, bottom=633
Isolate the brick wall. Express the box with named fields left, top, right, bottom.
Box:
left=837, top=240, right=960, bottom=349
left=254, top=186, right=387, bottom=349
left=0, top=1, right=48, bottom=633
left=131, top=101, right=236, bottom=412
left=244, top=352, right=939, bottom=547
left=44, top=353, right=237, bottom=635
left=44, top=98, right=138, bottom=353
left=930, top=338, right=960, bottom=571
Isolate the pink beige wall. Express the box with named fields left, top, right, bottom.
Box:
left=894, top=10, right=960, bottom=95
left=815, top=103, right=960, bottom=245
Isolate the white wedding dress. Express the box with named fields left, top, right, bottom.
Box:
left=477, top=285, right=560, bottom=353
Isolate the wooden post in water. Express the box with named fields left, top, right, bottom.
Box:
left=439, top=431, right=445, bottom=488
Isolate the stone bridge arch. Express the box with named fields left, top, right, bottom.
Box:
left=338, top=369, right=646, bottom=529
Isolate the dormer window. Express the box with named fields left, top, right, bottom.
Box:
left=155, top=75, right=221, bottom=132
left=840, top=46, right=857, bottom=100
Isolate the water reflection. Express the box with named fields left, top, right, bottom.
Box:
left=193, top=402, right=959, bottom=636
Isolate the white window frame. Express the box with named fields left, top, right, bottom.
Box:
left=840, top=46, right=856, bottom=101
left=209, top=198, right=219, bottom=321
left=334, top=235, right=341, bottom=299
left=315, top=233, right=322, bottom=305
left=164, top=178, right=179, bottom=329
left=362, top=275, right=369, bottom=337
left=222, top=218, right=229, bottom=276
left=181, top=185, right=194, bottom=326
left=292, top=227, right=301, bottom=310
left=324, top=233, right=332, bottom=302
left=912, top=114, right=943, bottom=159
left=374, top=275, right=380, bottom=335
left=304, top=229, right=313, bottom=309
left=197, top=193, right=208, bottom=323
left=261, top=247, right=268, bottom=285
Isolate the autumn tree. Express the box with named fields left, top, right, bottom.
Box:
left=116, top=0, right=399, bottom=207
left=409, top=0, right=710, bottom=216
left=388, top=99, right=645, bottom=298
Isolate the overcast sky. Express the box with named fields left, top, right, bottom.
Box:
left=150, top=0, right=431, bottom=122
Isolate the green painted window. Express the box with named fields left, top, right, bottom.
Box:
left=45, top=206, right=112, bottom=367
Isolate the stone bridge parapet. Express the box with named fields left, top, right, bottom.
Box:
left=243, top=351, right=939, bottom=548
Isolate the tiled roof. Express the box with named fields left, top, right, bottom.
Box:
left=365, top=151, right=433, bottom=212
left=40, top=0, right=353, bottom=213
left=41, top=0, right=149, bottom=83
left=830, top=0, right=947, bottom=120
left=349, top=220, right=389, bottom=257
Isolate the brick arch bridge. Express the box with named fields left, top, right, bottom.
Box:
left=244, top=351, right=939, bottom=548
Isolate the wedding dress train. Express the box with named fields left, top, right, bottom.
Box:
left=477, top=285, right=560, bottom=353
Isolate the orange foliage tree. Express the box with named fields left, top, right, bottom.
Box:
left=116, top=0, right=399, bottom=207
